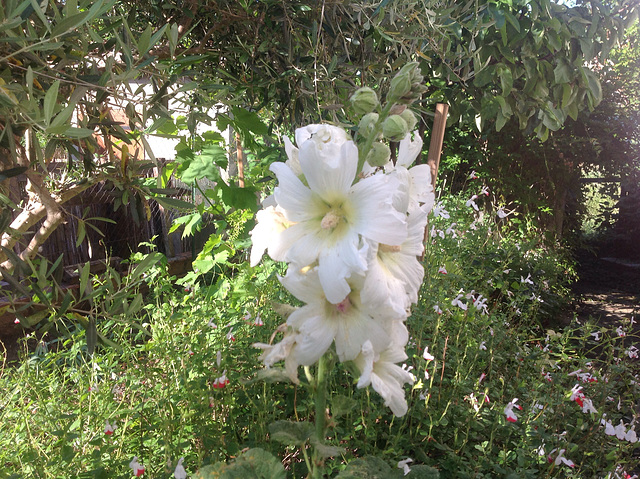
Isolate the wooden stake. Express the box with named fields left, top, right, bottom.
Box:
left=421, top=103, right=449, bottom=260
left=426, top=103, right=449, bottom=191
left=236, top=132, right=245, bottom=188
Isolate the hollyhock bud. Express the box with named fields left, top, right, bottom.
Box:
left=389, top=62, right=426, bottom=103
left=382, top=115, right=409, bottom=141
left=358, top=112, right=379, bottom=138
left=399, top=109, right=418, bottom=131
left=350, top=87, right=379, bottom=115
left=388, top=70, right=412, bottom=102
left=366, top=142, right=391, bottom=167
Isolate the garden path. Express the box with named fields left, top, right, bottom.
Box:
left=571, top=248, right=640, bottom=474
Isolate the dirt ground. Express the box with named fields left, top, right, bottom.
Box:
left=572, top=249, right=640, bottom=331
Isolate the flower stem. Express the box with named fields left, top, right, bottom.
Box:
left=356, top=101, right=395, bottom=178
left=311, top=353, right=329, bottom=479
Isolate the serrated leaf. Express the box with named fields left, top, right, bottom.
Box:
left=193, top=448, right=285, bottom=479
left=405, top=465, right=440, bottom=478
left=335, top=456, right=393, bottom=478
left=268, top=420, right=313, bottom=447
left=309, top=436, right=343, bottom=458
left=331, top=395, right=359, bottom=418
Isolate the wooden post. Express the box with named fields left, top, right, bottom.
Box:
left=426, top=103, right=449, bottom=191
left=421, top=103, right=449, bottom=259
left=236, top=132, right=245, bottom=188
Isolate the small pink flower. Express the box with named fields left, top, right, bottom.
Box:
left=478, top=373, right=486, bottom=384
left=14, top=318, right=20, bottom=324
left=438, top=266, right=447, bottom=275
left=469, top=170, right=478, bottom=179
left=433, top=305, right=443, bottom=315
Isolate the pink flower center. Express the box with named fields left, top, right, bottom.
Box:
left=335, top=296, right=352, bottom=313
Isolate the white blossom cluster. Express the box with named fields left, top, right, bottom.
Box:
left=250, top=124, right=434, bottom=416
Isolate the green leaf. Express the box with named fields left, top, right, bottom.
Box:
left=29, top=0, right=50, bottom=31
left=177, top=145, right=227, bottom=184
left=268, top=420, right=313, bottom=447
left=168, top=23, right=178, bottom=57
left=51, top=11, right=88, bottom=37
left=309, top=436, right=343, bottom=458
left=583, top=68, right=602, bottom=107
left=230, top=107, right=269, bottom=136
left=61, top=127, right=95, bottom=139
left=130, top=252, right=162, bottom=282
left=86, top=318, right=97, bottom=355
left=334, top=456, right=393, bottom=478
left=79, top=261, right=91, bottom=298
left=498, top=65, right=513, bottom=96
left=218, top=183, right=259, bottom=211
left=75, top=219, right=86, bottom=247
left=148, top=24, right=168, bottom=54
left=193, top=448, right=285, bottom=479
left=136, top=24, right=152, bottom=55
left=43, top=80, right=60, bottom=124
left=405, top=465, right=440, bottom=478
left=153, top=196, right=194, bottom=211
left=553, top=61, right=572, bottom=84
left=0, top=166, right=28, bottom=181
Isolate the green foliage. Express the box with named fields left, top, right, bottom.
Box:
left=194, top=448, right=286, bottom=479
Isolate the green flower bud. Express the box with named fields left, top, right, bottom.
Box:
left=400, top=109, right=418, bottom=132
left=388, top=72, right=412, bottom=103
left=358, top=112, right=379, bottom=138
left=389, top=62, right=426, bottom=104
left=366, top=142, right=391, bottom=167
left=382, top=115, right=409, bottom=141
left=350, top=87, right=379, bottom=115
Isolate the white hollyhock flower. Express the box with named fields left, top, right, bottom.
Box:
left=249, top=205, right=293, bottom=266
left=355, top=338, right=415, bottom=417
left=253, top=332, right=300, bottom=383
left=281, top=267, right=393, bottom=363
left=386, top=133, right=435, bottom=216
left=270, top=128, right=407, bottom=303
left=361, top=209, right=428, bottom=316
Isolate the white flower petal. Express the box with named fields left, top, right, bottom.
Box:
left=350, top=175, right=407, bottom=245
left=298, top=137, right=358, bottom=196
left=397, top=133, right=423, bottom=168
